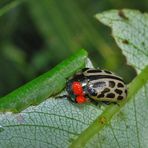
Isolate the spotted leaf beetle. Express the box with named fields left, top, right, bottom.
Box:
left=60, top=68, right=127, bottom=105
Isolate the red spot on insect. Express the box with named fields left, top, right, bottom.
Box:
left=76, top=96, right=87, bottom=104
left=72, top=81, right=84, bottom=96
left=71, top=81, right=87, bottom=104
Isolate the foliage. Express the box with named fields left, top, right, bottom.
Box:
left=0, top=49, right=87, bottom=112
left=0, top=1, right=148, bottom=148
left=1, top=0, right=144, bottom=96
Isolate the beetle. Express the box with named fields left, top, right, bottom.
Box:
left=65, top=68, right=127, bottom=104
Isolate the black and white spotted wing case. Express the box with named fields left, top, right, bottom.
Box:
left=66, top=68, right=128, bottom=104
left=83, top=68, right=128, bottom=102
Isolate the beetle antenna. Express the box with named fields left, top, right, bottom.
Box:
left=55, top=95, right=68, bottom=99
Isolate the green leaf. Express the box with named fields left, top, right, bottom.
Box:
left=0, top=0, right=23, bottom=17
left=27, top=0, right=118, bottom=69
left=0, top=64, right=147, bottom=148
left=95, top=9, right=148, bottom=73
left=0, top=49, right=87, bottom=112
left=0, top=9, right=148, bottom=148
left=71, top=9, right=148, bottom=147
left=70, top=9, right=148, bottom=147
left=71, top=66, right=148, bottom=148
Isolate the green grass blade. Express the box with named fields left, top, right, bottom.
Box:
left=0, top=0, right=23, bottom=17
left=0, top=49, right=88, bottom=112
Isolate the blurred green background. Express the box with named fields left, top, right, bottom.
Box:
left=0, top=0, right=147, bottom=97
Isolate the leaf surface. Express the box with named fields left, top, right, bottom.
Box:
left=71, top=9, right=148, bottom=147
left=0, top=9, right=148, bottom=148
left=96, top=9, right=148, bottom=73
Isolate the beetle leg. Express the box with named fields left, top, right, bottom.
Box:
left=113, top=102, right=120, bottom=106
left=102, top=101, right=120, bottom=106
left=88, top=98, right=99, bottom=106
left=55, top=95, right=69, bottom=99
left=102, top=101, right=111, bottom=105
